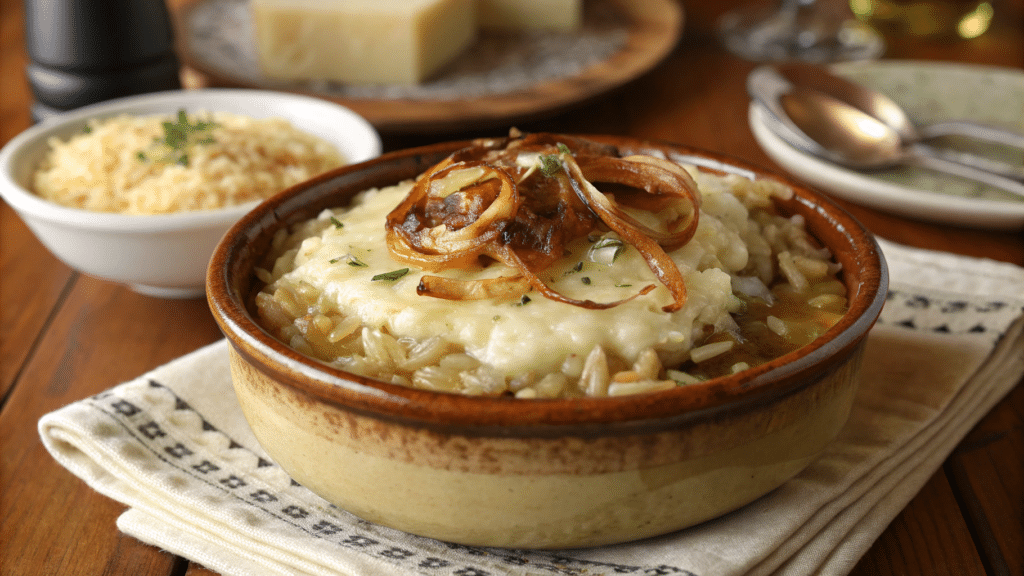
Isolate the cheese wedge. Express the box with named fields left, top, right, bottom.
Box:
left=477, top=0, right=582, bottom=30
left=251, top=0, right=476, bottom=85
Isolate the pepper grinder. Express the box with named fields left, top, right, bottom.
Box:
left=25, top=0, right=182, bottom=121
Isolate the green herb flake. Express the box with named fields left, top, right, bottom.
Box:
left=581, top=276, right=592, bottom=285
left=372, top=268, right=410, bottom=282
left=615, top=283, right=633, bottom=288
left=539, top=154, right=563, bottom=178
left=347, top=257, right=369, bottom=268
left=557, top=142, right=572, bottom=155
left=136, top=108, right=218, bottom=167
left=563, top=261, right=584, bottom=276
left=330, top=216, right=344, bottom=229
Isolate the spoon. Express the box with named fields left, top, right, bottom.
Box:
left=775, top=63, right=1024, bottom=181
left=747, top=67, right=1024, bottom=198
left=776, top=63, right=1024, bottom=148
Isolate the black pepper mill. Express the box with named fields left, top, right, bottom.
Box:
left=25, top=0, right=182, bottom=121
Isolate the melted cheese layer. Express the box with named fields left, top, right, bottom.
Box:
left=263, top=166, right=786, bottom=378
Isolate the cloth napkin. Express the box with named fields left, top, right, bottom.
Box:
left=39, top=238, right=1024, bottom=576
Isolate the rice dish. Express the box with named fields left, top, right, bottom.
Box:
left=254, top=133, right=847, bottom=398
left=31, top=110, right=344, bottom=215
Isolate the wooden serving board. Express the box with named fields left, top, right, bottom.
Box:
left=173, top=0, right=683, bottom=133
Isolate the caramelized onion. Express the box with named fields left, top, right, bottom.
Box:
left=385, top=160, right=518, bottom=271
left=384, top=133, right=701, bottom=310
left=417, top=274, right=531, bottom=301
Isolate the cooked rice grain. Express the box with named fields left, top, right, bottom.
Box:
left=32, top=111, right=343, bottom=214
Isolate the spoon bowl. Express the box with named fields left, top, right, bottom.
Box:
left=780, top=88, right=902, bottom=168
left=776, top=63, right=1024, bottom=149
left=747, top=66, right=1024, bottom=199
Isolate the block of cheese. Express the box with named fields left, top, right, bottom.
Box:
left=477, top=0, right=582, bottom=31
left=251, top=0, right=476, bottom=85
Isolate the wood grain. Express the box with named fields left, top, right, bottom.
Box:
left=0, top=274, right=220, bottom=575
left=850, top=472, right=986, bottom=575
left=0, top=204, right=74, bottom=399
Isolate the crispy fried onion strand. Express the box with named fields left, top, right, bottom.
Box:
left=384, top=135, right=701, bottom=311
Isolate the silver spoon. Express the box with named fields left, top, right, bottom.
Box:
left=774, top=63, right=1024, bottom=180
left=747, top=66, right=1024, bottom=198
left=776, top=63, right=1024, bottom=147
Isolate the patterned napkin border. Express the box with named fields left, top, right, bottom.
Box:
left=55, top=369, right=695, bottom=576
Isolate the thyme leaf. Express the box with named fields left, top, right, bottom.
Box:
left=136, top=109, right=218, bottom=167
left=371, top=268, right=409, bottom=282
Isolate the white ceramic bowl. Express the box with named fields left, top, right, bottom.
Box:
left=0, top=88, right=382, bottom=298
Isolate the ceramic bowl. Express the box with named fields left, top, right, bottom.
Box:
left=0, top=88, right=382, bottom=298
left=207, top=136, right=887, bottom=548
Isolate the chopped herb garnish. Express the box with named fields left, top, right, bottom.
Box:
left=371, top=268, right=409, bottom=282
left=557, top=143, right=572, bottom=155
left=136, top=109, right=218, bottom=167
left=329, top=254, right=367, bottom=267
left=539, top=154, right=563, bottom=178
left=615, top=283, right=633, bottom=288
left=581, top=277, right=592, bottom=285
left=330, top=216, right=344, bottom=229
left=562, top=261, right=584, bottom=276
left=82, top=125, right=93, bottom=134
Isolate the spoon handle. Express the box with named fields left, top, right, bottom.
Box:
left=918, top=121, right=1024, bottom=150
left=917, top=144, right=1024, bottom=183
left=906, top=145, right=1024, bottom=199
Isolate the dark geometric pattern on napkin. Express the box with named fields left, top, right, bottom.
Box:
left=878, top=287, right=1024, bottom=341
left=87, top=380, right=696, bottom=576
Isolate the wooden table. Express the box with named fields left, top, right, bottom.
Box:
left=2, top=1, right=1021, bottom=574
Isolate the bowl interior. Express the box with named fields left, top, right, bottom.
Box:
left=0, top=88, right=383, bottom=228
left=209, top=136, right=887, bottom=431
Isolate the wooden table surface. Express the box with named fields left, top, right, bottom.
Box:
left=2, top=1, right=1022, bottom=574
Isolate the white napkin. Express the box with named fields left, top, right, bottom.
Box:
left=39, top=238, right=1024, bottom=576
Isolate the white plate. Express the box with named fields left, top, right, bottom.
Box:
left=749, top=60, right=1024, bottom=230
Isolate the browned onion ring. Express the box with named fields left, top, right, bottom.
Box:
left=562, top=154, right=692, bottom=312
left=385, top=134, right=701, bottom=311
left=385, top=160, right=519, bottom=272
left=417, top=274, right=531, bottom=301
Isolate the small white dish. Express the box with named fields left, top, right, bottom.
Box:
left=0, top=88, right=382, bottom=298
left=749, top=60, right=1024, bottom=230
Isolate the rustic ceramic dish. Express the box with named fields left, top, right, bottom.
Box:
left=207, top=136, right=887, bottom=549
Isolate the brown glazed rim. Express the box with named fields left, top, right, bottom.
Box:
left=207, top=135, right=888, bottom=435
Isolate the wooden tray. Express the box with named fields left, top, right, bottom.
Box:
left=174, top=0, right=683, bottom=133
